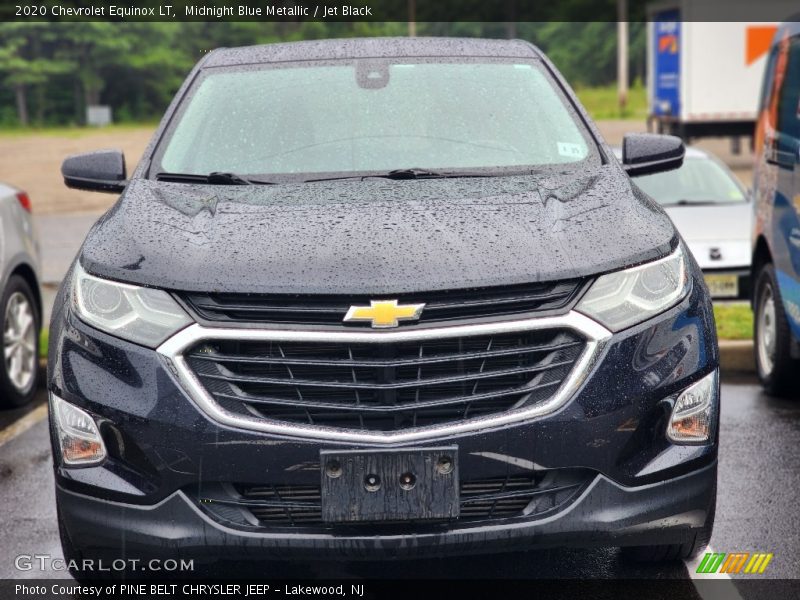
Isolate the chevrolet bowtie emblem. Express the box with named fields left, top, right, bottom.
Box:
left=343, top=300, right=425, bottom=328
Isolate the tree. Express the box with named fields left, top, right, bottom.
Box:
left=0, top=24, right=73, bottom=125
left=54, top=23, right=134, bottom=121
left=0, top=22, right=647, bottom=127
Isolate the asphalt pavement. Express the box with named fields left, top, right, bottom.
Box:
left=35, top=212, right=98, bottom=326
left=0, top=378, right=797, bottom=597
left=34, top=213, right=99, bottom=286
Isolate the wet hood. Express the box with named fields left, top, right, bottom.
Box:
left=80, top=168, right=677, bottom=294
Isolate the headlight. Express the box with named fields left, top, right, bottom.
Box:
left=72, top=261, right=192, bottom=347
left=576, top=245, right=689, bottom=331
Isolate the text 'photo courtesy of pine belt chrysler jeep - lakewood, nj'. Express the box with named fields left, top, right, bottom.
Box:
left=48, top=38, right=719, bottom=576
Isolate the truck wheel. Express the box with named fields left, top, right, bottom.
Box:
left=754, top=263, right=800, bottom=396
left=0, top=275, right=40, bottom=407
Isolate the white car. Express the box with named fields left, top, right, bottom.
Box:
left=615, top=146, right=751, bottom=299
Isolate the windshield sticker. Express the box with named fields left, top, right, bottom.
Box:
left=557, top=142, right=585, bottom=158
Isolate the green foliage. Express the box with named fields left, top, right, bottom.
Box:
left=39, top=328, right=48, bottom=360
left=519, top=22, right=647, bottom=86
left=575, top=80, right=647, bottom=120
left=0, top=122, right=157, bottom=138
left=0, top=22, right=646, bottom=127
left=714, top=304, right=753, bottom=341
left=0, top=24, right=75, bottom=124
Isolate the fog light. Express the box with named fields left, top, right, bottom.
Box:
left=50, top=394, right=107, bottom=466
left=667, top=370, right=718, bottom=444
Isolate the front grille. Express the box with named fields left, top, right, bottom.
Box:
left=224, top=468, right=592, bottom=527
left=179, top=280, right=584, bottom=327
left=185, top=328, right=585, bottom=432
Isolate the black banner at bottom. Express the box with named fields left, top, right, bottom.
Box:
left=4, top=579, right=800, bottom=600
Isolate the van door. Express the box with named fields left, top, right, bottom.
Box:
left=770, top=34, right=800, bottom=333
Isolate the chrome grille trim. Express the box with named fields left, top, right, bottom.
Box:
left=157, top=312, right=611, bottom=444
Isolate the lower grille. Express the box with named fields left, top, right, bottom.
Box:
left=217, top=468, right=593, bottom=527
left=459, top=471, right=585, bottom=519
left=185, top=328, right=585, bottom=432
left=236, top=484, right=323, bottom=526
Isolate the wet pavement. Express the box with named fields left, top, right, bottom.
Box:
left=34, top=213, right=98, bottom=285
left=0, top=378, right=797, bottom=595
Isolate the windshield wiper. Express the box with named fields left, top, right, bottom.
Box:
left=662, top=199, right=725, bottom=206
left=304, top=168, right=492, bottom=183
left=383, top=168, right=447, bottom=179
left=155, top=172, right=276, bottom=185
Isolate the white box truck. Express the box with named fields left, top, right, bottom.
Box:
left=646, top=1, right=794, bottom=145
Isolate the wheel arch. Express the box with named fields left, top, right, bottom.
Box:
left=751, top=236, right=772, bottom=308
left=8, top=262, right=42, bottom=324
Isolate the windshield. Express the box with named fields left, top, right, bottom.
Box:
left=634, top=156, right=746, bottom=206
left=153, top=58, right=598, bottom=180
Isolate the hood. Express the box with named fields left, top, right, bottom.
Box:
left=664, top=203, right=751, bottom=269
left=80, top=168, right=677, bottom=294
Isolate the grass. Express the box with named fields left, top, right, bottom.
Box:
left=575, top=82, right=648, bottom=120
left=39, top=329, right=48, bottom=359
left=0, top=83, right=648, bottom=140
left=0, top=121, right=158, bottom=139
left=714, top=303, right=753, bottom=341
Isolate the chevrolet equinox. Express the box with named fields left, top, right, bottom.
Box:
left=49, top=38, right=719, bottom=573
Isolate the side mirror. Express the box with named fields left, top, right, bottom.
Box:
left=61, top=149, right=127, bottom=194
left=622, top=133, right=685, bottom=177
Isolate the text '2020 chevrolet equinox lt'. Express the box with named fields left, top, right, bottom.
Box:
left=49, top=38, right=718, bottom=573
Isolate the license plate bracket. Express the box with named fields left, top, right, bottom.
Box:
left=320, top=447, right=459, bottom=523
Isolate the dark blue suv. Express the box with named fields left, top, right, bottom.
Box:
left=752, top=21, right=800, bottom=395
left=49, top=38, right=718, bottom=577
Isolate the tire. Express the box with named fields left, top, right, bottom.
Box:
left=754, top=263, right=800, bottom=396
left=621, top=483, right=716, bottom=563
left=0, top=275, right=40, bottom=408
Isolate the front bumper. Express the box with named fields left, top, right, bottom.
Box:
left=56, top=461, right=716, bottom=560
left=48, top=261, right=719, bottom=560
